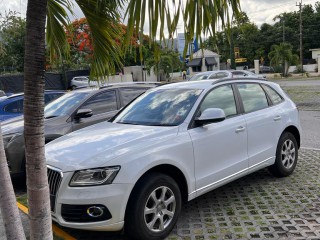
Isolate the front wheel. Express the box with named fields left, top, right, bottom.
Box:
left=269, top=132, right=298, bottom=177
left=125, top=173, right=181, bottom=240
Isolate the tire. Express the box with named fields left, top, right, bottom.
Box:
left=71, top=85, right=77, bottom=90
left=269, top=132, right=298, bottom=177
left=125, top=173, right=182, bottom=240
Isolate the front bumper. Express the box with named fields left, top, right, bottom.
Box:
left=51, top=172, right=132, bottom=231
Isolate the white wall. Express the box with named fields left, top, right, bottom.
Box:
left=288, top=64, right=317, bottom=73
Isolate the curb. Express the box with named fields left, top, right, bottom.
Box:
left=16, top=202, right=76, bottom=240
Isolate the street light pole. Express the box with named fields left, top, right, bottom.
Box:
left=296, top=0, right=303, bottom=72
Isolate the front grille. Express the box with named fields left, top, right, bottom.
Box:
left=47, top=166, right=63, bottom=212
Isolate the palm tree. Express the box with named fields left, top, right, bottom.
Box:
left=0, top=0, right=241, bottom=239
left=268, top=42, right=299, bottom=76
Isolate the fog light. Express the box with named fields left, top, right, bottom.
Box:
left=87, top=206, right=104, bottom=218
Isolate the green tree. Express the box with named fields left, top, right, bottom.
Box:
left=268, top=43, right=299, bottom=76
left=0, top=11, right=26, bottom=73
left=0, top=0, right=241, bottom=240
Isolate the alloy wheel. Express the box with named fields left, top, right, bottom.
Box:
left=144, top=186, right=176, bottom=232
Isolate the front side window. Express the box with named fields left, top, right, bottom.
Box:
left=200, top=85, right=237, bottom=117
left=237, top=83, right=269, bottom=113
left=262, top=85, right=283, bottom=105
left=80, top=90, right=117, bottom=115
left=115, top=88, right=202, bottom=126
left=45, top=92, right=90, bottom=118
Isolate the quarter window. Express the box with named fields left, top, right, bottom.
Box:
left=80, top=90, right=117, bottom=115
left=237, top=83, right=269, bottom=113
left=200, top=85, right=237, bottom=117
left=262, top=85, right=283, bottom=105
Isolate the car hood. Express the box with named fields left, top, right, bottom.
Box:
left=1, top=116, right=24, bottom=135
left=46, top=122, right=179, bottom=172
left=1, top=115, right=67, bottom=135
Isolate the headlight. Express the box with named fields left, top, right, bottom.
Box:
left=2, top=133, right=22, bottom=147
left=69, top=166, right=120, bottom=187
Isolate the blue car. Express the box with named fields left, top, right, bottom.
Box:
left=0, top=90, right=65, bottom=121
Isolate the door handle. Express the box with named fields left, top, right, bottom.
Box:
left=235, top=126, right=246, bottom=133
left=273, top=116, right=282, bottom=121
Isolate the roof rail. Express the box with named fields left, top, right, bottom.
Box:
left=99, top=81, right=165, bottom=89
left=213, top=77, right=268, bottom=85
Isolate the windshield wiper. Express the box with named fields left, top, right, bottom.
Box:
left=44, top=115, right=58, bottom=119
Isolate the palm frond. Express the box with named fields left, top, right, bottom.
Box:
left=75, top=0, right=124, bottom=79
left=125, top=0, right=241, bottom=59
left=46, top=0, right=72, bottom=61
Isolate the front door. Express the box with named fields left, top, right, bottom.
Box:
left=188, top=84, right=248, bottom=196
left=72, top=90, right=119, bottom=131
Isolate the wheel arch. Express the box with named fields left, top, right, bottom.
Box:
left=283, top=125, right=300, bottom=148
left=124, top=164, right=189, bottom=220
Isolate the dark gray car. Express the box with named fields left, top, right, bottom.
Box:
left=3, top=83, right=157, bottom=177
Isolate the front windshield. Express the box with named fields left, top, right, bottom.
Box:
left=44, top=91, right=90, bottom=118
left=189, top=74, right=209, bottom=81
left=114, top=88, right=202, bottom=126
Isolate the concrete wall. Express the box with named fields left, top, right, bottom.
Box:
left=288, top=64, right=317, bottom=73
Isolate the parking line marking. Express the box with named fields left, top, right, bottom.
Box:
left=16, top=202, right=76, bottom=240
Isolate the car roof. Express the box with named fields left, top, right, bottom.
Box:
left=193, top=70, right=232, bottom=76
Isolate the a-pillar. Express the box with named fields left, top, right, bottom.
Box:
left=254, top=60, right=259, bottom=74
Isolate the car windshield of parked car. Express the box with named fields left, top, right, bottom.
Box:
left=44, top=92, right=90, bottom=119
left=189, top=74, right=210, bottom=81
left=114, top=88, right=202, bottom=126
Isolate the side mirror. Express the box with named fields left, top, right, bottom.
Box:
left=74, top=109, right=93, bottom=119
left=195, top=108, right=226, bottom=126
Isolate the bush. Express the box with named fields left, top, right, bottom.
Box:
left=295, top=65, right=305, bottom=73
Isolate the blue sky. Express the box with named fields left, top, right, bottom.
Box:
left=0, top=0, right=317, bottom=29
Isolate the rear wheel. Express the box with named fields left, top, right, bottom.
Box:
left=125, top=173, right=181, bottom=240
left=269, top=132, right=298, bottom=177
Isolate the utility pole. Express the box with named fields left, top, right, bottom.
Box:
left=282, top=19, right=285, bottom=43
left=296, top=0, right=303, bottom=71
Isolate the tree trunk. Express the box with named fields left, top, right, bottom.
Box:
left=284, top=60, right=289, bottom=76
left=24, top=0, right=52, bottom=239
left=0, top=125, right=26, bottom=239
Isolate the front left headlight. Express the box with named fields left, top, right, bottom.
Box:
left=69, top=166, right=120, bottom=187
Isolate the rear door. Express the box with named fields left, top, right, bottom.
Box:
left=236, top=83, right=284, bottom=168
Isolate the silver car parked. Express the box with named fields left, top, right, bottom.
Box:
left=3, top=83, right=157, bottom=177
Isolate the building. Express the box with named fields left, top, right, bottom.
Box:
left=310, top=48, right=320, bottom=62
left=187, top=49, right=220, bottom=74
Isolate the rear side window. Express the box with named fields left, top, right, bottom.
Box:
left=80, top=90, right=117, bottom=115
left=262, top=85, right=283, bottom=105
left=119, top=88, right=148, bottom=106
left=4, top=99, right=23, bottom=113
left=237, top=83, right=269, bottom=113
